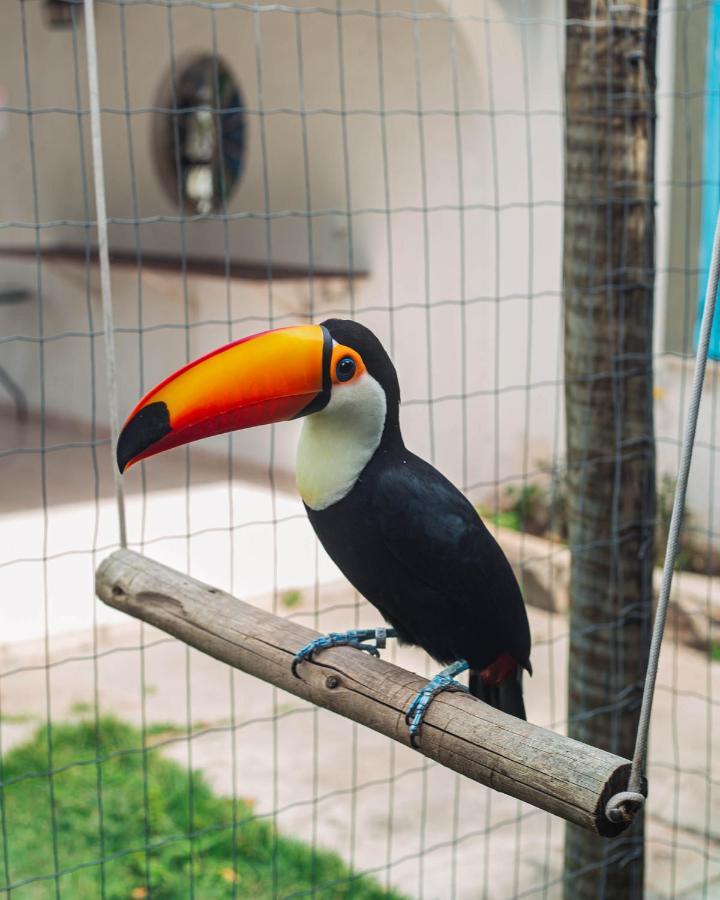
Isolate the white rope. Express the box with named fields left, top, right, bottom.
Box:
left=83, top=0, right=128, bottom=548
left=606, top=208, right=720, bottom=824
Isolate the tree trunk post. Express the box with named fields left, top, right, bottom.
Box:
left=563, top=2, right=658, bottom=897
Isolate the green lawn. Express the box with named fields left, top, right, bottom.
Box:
left=0, top=717, right=404, bottom=899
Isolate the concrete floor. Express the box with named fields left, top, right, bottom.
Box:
left=0, top=407, right=337, bottom=643
left=1, top=408, right=718, bottom=898
left=0, top=586, right=717, bottom=900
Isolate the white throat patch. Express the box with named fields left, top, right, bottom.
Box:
left=296, top=372, right=386, bottom=510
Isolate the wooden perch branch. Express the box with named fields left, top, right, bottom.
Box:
left=96, top=549, right=640, bottom=838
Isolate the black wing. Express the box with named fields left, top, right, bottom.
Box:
left=368, top=451, right=531, bottom=672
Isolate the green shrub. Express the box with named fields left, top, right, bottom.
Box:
left=655, top=474, right=720, bottom=576
left=479, top=461, right=568, bottom=541
left=480, top=467, right=720, bottom=578
left=0, top=718, right=404, bottom=899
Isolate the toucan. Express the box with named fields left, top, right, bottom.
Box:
left=117, top=319, right=532, bottom=744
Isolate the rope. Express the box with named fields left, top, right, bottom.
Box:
left=605, top=208, right=720, bottom=824
left=83, top=0, right=127, bottom=548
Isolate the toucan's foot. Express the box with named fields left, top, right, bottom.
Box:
left=406, top=660, right=470, bottom=748
left=291, top=627, right=397, bottom=678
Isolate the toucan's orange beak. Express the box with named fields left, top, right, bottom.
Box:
left=117, top=324, right=331, bottom=473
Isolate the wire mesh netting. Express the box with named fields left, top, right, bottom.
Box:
left=0, top=1, right=718, bottom=897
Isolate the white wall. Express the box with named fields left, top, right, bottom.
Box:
left=0, top=1, right=567, bottom=511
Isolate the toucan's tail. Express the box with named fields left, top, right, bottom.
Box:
left=469, top=654, right=527, bottom=721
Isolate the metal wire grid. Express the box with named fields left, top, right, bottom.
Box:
left=0, top=0, right=716, bottom=897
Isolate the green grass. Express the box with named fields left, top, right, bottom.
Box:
left=479, top=508, right=524, bottom=534
left=0, top=718, right=405, bottom=899
left=281, top=590, right=303, bottom=609
left=0, top=713, right=35, bottom=726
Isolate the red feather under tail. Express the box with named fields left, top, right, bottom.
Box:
left=470, top=654, right=527, bottom=720
left=478, top=652, right=519, bottom=687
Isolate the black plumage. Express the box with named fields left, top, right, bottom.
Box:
left=307, top=320, right=532, bottom=717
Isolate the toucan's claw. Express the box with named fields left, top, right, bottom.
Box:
left=291, top=628, right=397, bottom=679
left=405, top=660, right=470, bottom=747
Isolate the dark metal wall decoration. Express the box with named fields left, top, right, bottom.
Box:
left=154, top=55, right=246, bottom=216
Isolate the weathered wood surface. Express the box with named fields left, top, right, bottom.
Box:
left=563, top=1, right=657, bottom=891
left=96, top=549, right=640, bottom=837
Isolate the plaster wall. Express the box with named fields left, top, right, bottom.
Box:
left=0, top=3, right=593, bottom=521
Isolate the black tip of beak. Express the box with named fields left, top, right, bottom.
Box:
left=117, top=401, right=172, bottom=473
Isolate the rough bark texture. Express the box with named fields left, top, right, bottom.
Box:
left=96, top=548, right=640, bottom=837
left=563, top=2, right=658, bottom=897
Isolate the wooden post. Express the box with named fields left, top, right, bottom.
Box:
left=96, top=548, right=642, bottom=838
left=563, top=1, right=658, bottom=895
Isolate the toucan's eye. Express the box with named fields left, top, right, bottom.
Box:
left=336, top=356, right=356, bottom=382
